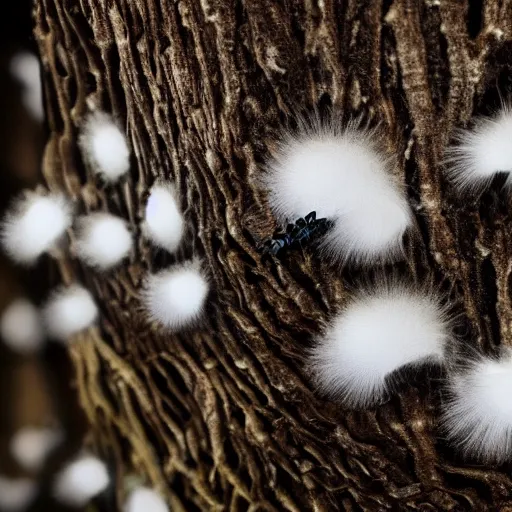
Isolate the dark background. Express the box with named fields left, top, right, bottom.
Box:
left=0, top=2, right=90, bottom=511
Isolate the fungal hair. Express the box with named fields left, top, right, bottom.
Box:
left=143, top=182, right=184, bottom=253
left=142, top=259, right=209, bottom=331
left=442, top=347, right=512, bottom=462
left=1, top=191, right=72, bottom=265
left=262, top=114, right=402, bottom=220
left=123, top=486, right=169, bottom=512
left=0, top=476, right=38, bottom=512
left=10, top=51, right=44, bottom=122
left=10, top=426, right=63, bottom=472
left=0, top=298, right=44, bottom=354
left=42, top=284, right=98, bottom=341
left=261, top=112, right=412, bottom=264
left=444, top=104, right=512, bottom=194
left=309, top=280, right=453, bottom=408
left=53, top=454, right=110, bottom=507
left=319, top=197, right=411, bottom=266
left=79, top=111, right=130, bottom=182
left=74, top=212, right=133, bottom=270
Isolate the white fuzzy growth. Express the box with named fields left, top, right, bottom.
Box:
left=53, top=455, right=109, bottom=507
left=124, top=487, right=169, bottom=512
left=75, top=213, right=132, bottom=269
left=79, top=111, right=130, bottom=182
left=1, top=192, right=72, bottom=265
left=10, top=426, right=63, bottom=472
left=10, top=51, right=44, bottom=121
left=0, top=299, right=44, bottom=354
left=144, top=184, right=184, bottom=253
left=263, top=120, right=411, bottom=264
left=443, top=349, right=512, bottom=462
left=143, top=261, right=209, bottom=331
left=445, top=106, right=512, bottom=192
left=43, top=285, right=98, bottom=341
left=322, top=193, right=411, bottom=264
left=0, top=477, right=38, bottom=512
left=309, top=284, right=450, bottom=407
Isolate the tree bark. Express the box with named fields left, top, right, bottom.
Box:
left=34, top=0, right=512, bottom=510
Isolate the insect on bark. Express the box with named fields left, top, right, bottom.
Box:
left=262, top=211, right=333, bottom=256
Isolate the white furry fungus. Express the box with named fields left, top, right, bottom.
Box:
left=53, top=455, right=109, bottom=507
left=144, top=183, right=184, bottom=253
left=42, top=285, right=98, bottom=341
left=0, top=298, right=44, bottom=354
left=75, top=212, right=132, bottom=270
left=264, top=119, right=412, bottom=264
left=143, top=261, right=209, bottom=331
left=443, top=348, right=512, bottom=462
left=10, top=426, right=63, bottom=472
left=10, top=51, right=44, bottom=121
left=79, top=111, right=130, bottom=182
left=124, top=486, right=169, bottom=512
left=309, top=283, right=451, bottom=407
left=445, top=105, right=512, bottom=193
left=1, top=192, right=72, bottom=265
left=0, top=476, right=38, bottom=512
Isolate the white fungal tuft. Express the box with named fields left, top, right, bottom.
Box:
left=445, top=105, right=512, bottom=193
left=124, top=486, right=169, bottom=512
left=263, top=118, right=412, bottom=264
left=0, top=476, right=38, bottom=512
left=53, top=455, right=109, bottom=507
left=79, top=111, right=130, bottom=182
left=309, top=283, right=451, bottom=407
left=0, top=298, right=44, bottom=354
left=442, top=348, right=512, bottom=462
left=43, top=285, right=98, bottom=341
left=143, top=261, right=209, bottom=331
left=144, top=183, right=184, bottom=253
left=10, top=51, right=44, bottom=121
left=1, top=192, right=72, bottom=265
left=323, top=195, right=411, bottom=264
left=75, top=213, right=132, bottom=269
left=10, top=426, right=63, bottom=472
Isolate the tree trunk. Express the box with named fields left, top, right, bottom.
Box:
left=34, top=0, right=512, bottom=510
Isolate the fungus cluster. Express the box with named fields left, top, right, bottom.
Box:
left=3, top=80, right=512, bottom=512
left=264, top=120, right=412, bottom=264
left=263, top=106, right=512, bottom=462
left=0, top=109, right=195, bottom=509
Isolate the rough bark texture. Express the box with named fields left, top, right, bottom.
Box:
left=34, top=0, right=512, bottom=510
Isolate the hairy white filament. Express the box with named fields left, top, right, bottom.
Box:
left=443, top=348, right=512, bottom=462
left=0, top=298, right=44, bottom=353
left=79, top=111, right=130, bottom=182
left=75, top=212, right=132, bottom=269
left=445, top=105, right=512, bottom=193
left=43, top=285, right=98, bottom=341
left=53, top=455, right=109, bottom=507
left=309, top=283, right=451, bottom=407
left=144, top=183, right=184, bottom=253
left=263, top=117, right=411, bottom=264
left=1, top=191, right=72, bottom=265
left=143, top=261, right=209, bottom=331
